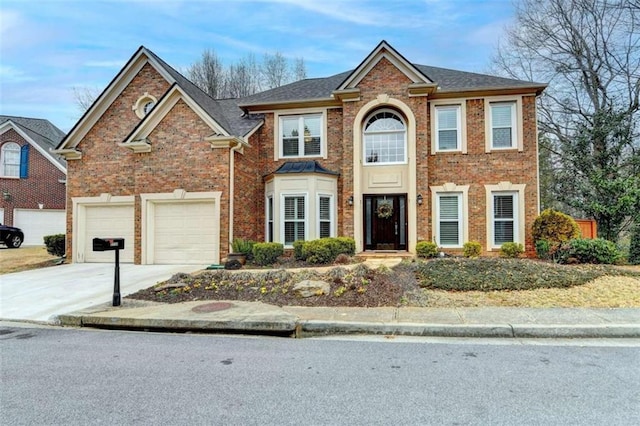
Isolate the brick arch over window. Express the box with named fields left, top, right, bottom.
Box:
left=351, top=95, right=418, bottom=254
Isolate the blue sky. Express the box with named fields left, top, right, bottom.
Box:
left=0, top=0, right=516, bottom=132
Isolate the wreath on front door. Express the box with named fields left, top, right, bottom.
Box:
left=376, top=200, right=394, bottom=219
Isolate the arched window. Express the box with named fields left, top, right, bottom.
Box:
left=363, top=109, right=406, bottom=165
left=1, top=142, right=21, bottom=177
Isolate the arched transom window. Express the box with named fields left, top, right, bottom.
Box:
left=363, top=109, right=406, bottom=165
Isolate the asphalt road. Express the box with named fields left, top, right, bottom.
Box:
left=1, top=324, right=639, bottom=425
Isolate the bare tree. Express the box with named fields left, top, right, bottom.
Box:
left=187, top=49, right=226, bottom=98
left=226, top=54, right=261, bottom=98
left=493, top=0, right=640, bottom=241
left=72, top=85, right=101, bottom=114
left=293, top=57, right=307, bottom=81
left=262, top=52, right=290, bottom=90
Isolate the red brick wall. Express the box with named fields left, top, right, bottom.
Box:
left=0, top=129, right=66, bottom=225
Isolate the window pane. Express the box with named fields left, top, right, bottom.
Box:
left=319, top=197, right=330, bottom=220
left=283, top=138, right=298, bottom=156
left=492, top=104, right=513, bottom=127
left=495, top=221, right=514, bottom=244
left=281, top=117, right=298, bottom=138
left=438, top=108, right=457, bottom=129
left=494, top=195, right=514, bottom=219
left=493, top=128, right=512, bottom=148
left=304, top=116, right=321, bottom=136
left=439, top=196, right=459, bottom=220
left=438, top=130, right=458, bottom=150
left=304, top=137, right=321, bottom=156
left=296, top=197, right=305, bottom=219
left=294, top=222, right=305, bottom=241
left=284, top=197, right=295, bottom=220
left=440, top=222, right=459, bottom=245
left=319, top=222, right=331, bottom=238
left=284, top=222, right=295, bottom=245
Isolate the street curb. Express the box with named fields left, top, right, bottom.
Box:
left=511, top=324, right=640, bottom=339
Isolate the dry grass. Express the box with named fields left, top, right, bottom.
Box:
left=0, top=246, right=60, bottom=274
left=419, top=275, right=640, bottom=308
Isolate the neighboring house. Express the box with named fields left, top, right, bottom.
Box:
left=0, top=115, right=66, bottom=246
left=54, top=40, right=546, bottom=265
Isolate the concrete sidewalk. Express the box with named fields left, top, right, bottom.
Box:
left=56, top=299, right=640, bottom=339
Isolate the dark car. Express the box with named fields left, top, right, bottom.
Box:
left=0, top=223, right=23, bottom=248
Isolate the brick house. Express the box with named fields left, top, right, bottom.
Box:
left=54, top=41, right=546, bottom=264
left=1, top=115, right=66, bottom=246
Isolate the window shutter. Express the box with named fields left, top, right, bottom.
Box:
left=20, top=145, right=29, bottom=178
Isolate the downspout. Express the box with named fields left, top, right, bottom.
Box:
left=228, top=140, right=244, bottom=254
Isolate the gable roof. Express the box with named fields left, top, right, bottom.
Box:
left=238, top=41, right=546, bottom=109
left=0, top=115, right=66, bottom=172
left=56, top=46, right=262, bottom=153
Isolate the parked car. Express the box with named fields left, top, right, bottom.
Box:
left=0, top=223, right=24, bottom=248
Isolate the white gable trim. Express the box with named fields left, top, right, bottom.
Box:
left=0, top=121, right=66, bottom=173
left=57, top=47, right=175, bottom=151
left=338, top=41, right=433, bottom=90
left=121, top=84, right=231, bottom=147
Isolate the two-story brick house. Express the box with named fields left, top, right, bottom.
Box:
left=54, top=41, right=545, bottom=264
left=1, top=115, right=66, bottom=246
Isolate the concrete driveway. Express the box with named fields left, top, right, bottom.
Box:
left=0, top=263, right=207, bottom=323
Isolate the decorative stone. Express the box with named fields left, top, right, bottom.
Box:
left=154, top=282, right=188, bottom=292
left=293, top=280, right=331, bottom=298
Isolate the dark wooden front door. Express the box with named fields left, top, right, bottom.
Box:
left=363, top=194, right=407, bottom=251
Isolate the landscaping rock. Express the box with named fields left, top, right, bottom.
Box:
left=293, top=280, right=331, bottom=298
left=154, top=282, right=188, bottom=292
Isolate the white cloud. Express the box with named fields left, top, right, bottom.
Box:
left=0, top=65, right=33, bottom=83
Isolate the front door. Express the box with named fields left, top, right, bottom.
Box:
left=363, top=194, right=407, bottom=251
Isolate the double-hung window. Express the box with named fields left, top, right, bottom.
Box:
left=283, top=195, right=306, bottom=245
left=490, top=102, right=517, bottom=149
left=280, top=114, right=322, bottom=158
left=436, top=193, right=462, bottom=247
left=318, top=195, right=332, bottom=238
left=493, top=193, right=517, bottom=245
left=435, top=106, right=461, bottom=151
left=266, top=196, right=274, bottom=243
left=1, top=142, right=21, bottom=177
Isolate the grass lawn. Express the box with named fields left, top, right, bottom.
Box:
left=0, top=246, right=60, bottom=274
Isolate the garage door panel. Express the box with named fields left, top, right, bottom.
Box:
left=84, top=205, right=134, bottom=263
left=153, top=202, right=217, bottom=264
left=14, top=209, right=66, bottom=246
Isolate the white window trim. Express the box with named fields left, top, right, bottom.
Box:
left=132, top=92, right=158, bottom=119
left=430, top=183, right=470, bottom=248
left=484, top=96, right=523, bottom=152
left=274, top=109, right=327, bottom=161
left=363, top=108, right=408, bottom=166
left=484, top=182, right=526, bottom=251
left=316, top=193, right=335, bottom=239
left=430, top=100, right=467, bottom=154
left=280, top=192, right=308, bottom=248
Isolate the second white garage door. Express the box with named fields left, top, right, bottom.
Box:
left=14, top=209, right=66, bottom=246
left=84, top=204, right=134, bottom=263
left=151, top=201, right=217, bottom=264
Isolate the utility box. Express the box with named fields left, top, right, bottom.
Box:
left=93, top=237, right=125, bottom=252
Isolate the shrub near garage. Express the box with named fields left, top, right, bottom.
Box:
left=252, top=242, right=284, bottom=266
left=43, top=234, right=65, bottom=257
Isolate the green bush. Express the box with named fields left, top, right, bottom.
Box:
left=302, top=238, right=340, bottom=264
left=334, top=237, right=356, bottom=256
left=416, top=241, right=438, bottom=258
left=231, top=238, right=255, bottom=260
left=292, top=240, right=306, bottom=261
left=532, top=209, right=580, bottom=246
left=555, top=238, right=621, bottom=265
left=535, top=239, right=551, bottom=260
left=43, top=234, right=65, bottom=257
left=629, top=225, right=640, bottom=265
left=463, top=241, right=482, bottom=258
left=252, top=242, right=283, bottom=266
left=500, top=242, right=524, bottom=258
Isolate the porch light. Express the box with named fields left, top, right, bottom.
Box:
left=2, top=190, right=10, bottom=201
left=348, top=195, right=354, bottom=206
left=417, top=194, right=423, bottom=205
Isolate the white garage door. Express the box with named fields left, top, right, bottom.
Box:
left=152, top=201, right=217, bottom=264
left=14, top=209, right=66, bottom=246
left=84, top=205, right=134, bottom=263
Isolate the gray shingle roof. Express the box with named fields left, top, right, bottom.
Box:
left=144, top=49, right=263, bottom=137
left=0, top=115, right=66, bottom=168
left=239, top=64, right=544, bottom=107
left=271, top=160, right=339, bottom=176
